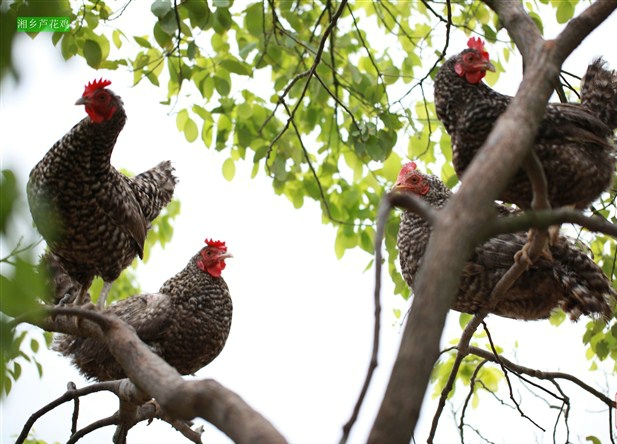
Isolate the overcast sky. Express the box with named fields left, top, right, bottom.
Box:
left=1, top=4, right=616, bottom=444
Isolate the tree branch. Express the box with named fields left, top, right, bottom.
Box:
left=488, top=208, right=617, bottom=239
left=18, top=306, right=288, bottom=444
left=368, top=2, right=617, bottom=442
left=467, top=346, right=617, bottom=409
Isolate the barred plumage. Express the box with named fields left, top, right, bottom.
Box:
left=27, top=79, right=177, bottom=307
left=395, top=163, right=615, bottom=321
left=54, top=240, right=233, bottom=381
left=434, top=39, right=617, bottom=210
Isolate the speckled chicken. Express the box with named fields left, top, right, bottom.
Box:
left=27, top=79, right=177, bottom=308
left=54, top=239, right=233, bottom=381
left=395, top=162, right=615, bottom=321
left=434, top=38, right=617, bottom=209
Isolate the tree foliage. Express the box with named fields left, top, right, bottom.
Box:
left=1, top=0, right=616, bottom=442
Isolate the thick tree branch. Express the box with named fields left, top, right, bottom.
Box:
left=482, top=0, right=542, bottom=63
left=17, top=306, right=287, bottom=444
left=368, top=2, right=617, bottom=442
left=553, top=1, right=617, bottom=63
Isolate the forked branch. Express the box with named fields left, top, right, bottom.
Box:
left=14, top=305, right=287, bottom=444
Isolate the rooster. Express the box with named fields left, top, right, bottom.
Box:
left=394, top=162, right=615, bottom=321
left=27, top=79, right=177, bottom=308
left=54, top=239, right=233, bottom=381
left=434, top=37, right=617, bottom=210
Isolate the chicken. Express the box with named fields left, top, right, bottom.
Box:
left=434, top=37, right=617, bottom=210
left=27, top=79, right=177, bottom=308
left=54, top=239, right=233, bottom=381
left=394, top=162, right=615, bottom=321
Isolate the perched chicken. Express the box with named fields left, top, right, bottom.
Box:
left=54, top=239, right=233, bottom=381
left=394, top=162, right=615, bottom=321
left=434, top=37, right=617, bottom=210
left=27, top=79, right=177, bottom=308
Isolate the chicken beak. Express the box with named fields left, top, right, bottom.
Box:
left=75, top=96, right=88, bottom=106
left=484, top=60, right=496, bottom=72
left=219, top=252, right=234, bottom=260
left=392, top=181, right=407, bottom=192
left=471, top=60, right=496, bottom=73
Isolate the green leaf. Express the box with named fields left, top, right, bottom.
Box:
left=585, top=436, right=601, bottom=444
left=112, top=29, right=122, bottom=49
left=548, top=309, right=566, bottom=326
left=30, top=339, right=39, bottom=353
left=222, top=158, right=236, bottom=181
left=213, top=7, right=232, bottom=34
left=176, top=109, right=188, bottom=132
left=556, top=1, right=574, bottom=24
left=220, top=58, right=251, bottom=76
left=153, top=22, right=173, bottom=49
left=134, top=36, right=151, bottom=48
left=213, top=75, right=231, bottom=96
left=60, top=33, right=77, bottom=60
left=159, top=10, right=178, bottom=35
left=83, top=39, right=102, bottom=68
left=245, top=3, right=264, bottom=36
left=184, top=1, right=211, bottom=29
left=459, top=313, right=473, bottom=330
left=151, top=0, right=172, bottom=18
left=184, top=117, right=198, bottom=142
left=12, top=361, right=21, bottom=380
left=0, top=170, right=17, bottom=233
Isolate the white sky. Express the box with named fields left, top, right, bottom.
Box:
left=1, top=4, right=616, bottom=444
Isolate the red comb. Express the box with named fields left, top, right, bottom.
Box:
left=83, top=78, right=112, bottom=96
left=205, top=239, right=227, bottom=250
left=397, top=162, right=419, bottom=181
left=467, top=37, right=490, bottom=61
left=402, top=162, right=418, bottom=172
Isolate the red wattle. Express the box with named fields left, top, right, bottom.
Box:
left=465, top=71, right=486, bottom=84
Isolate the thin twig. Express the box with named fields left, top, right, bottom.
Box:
left=467, top=346, right=616, bottom=408
left=69, top=381, right=79, bottom=435
left=264, top=0, right=348, bottom=167
left=16, top=380, right=127, bottom=444
left=339, top=197, right=390, bottom=444
left=483, top=321, right=545, bottom=431
left=458, top=359, right=489, bottom=444
left=427, top=312, right=487, bottom=443
left=280, top=99, right=353, bottom=227
left=0, top=238, right=43, bottom=264
left=67, top=415, right=118, bottom=444
left=172, top=0, right=183, bottom=82
left=549, top=380, right=571, bottom=444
